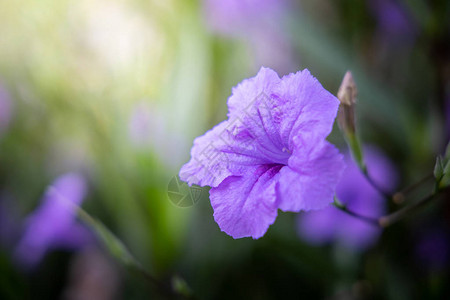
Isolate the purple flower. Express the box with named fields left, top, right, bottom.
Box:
left=368, top=0, right=416, bottom=44
left=203, top=0, right=295, bottom=73
left=128, top=101, right=187, bottom=169
left=128, top=102, right=153, bottom=147
left=15, top=173, right=91, bottom=268
left=203, top=0, right=286, bottom=36
left=298, top=146, right=397, bottom=251
left=180, top=67, right=345, bottom=239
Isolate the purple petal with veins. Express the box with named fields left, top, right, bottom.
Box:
left=180, top=67, right=344, bottom=239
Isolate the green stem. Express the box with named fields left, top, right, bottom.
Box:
left=345, top=132, right=365, bottom=171
left=378, top=192, right=437, bottom=227
left=345, top=132, right=392, bottom=201
left=392, top=173, right=434, bottom=204
left=334, top=187, right=448, bottom=228
left=59, top=196, right=193, bottom=300
left=333, top=197, right=379, bottom=226
left=361, top=168, right=392, bottom=201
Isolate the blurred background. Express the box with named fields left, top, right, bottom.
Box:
left=0, top=0, right=449, bottom=299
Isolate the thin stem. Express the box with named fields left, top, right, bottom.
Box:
left=334, top=187, right=448, bottom=228
left=361, top=168, right=392, bottom=201
left=392, top=172, right=434, bottom=204
left=332, top=198, right=379, bottom=226
left=379, top=191, right=439, bottom=228
left=69, top=201, right=193, bottom=299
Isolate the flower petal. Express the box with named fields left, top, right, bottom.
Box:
left=297, top=207, right=337, bottom=245
left=277, top=142, right=345, bottom=212
left=179, top=121, right=234, bottom=187
left=180, top=119, right=274, bottom=187
left=336, top=211, right=382, bottom=250
left=226, top=67, right=290, bottom=165
left=273, top=69, right=340, bottom=150
left=227, top=67, right=280, bottom=118
left=181, top=68, right=284, bottom=187
left=210, top=164, right=282, bottom=239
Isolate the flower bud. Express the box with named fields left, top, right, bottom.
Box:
left=337, top=71, right=357, bottom=135
left=336, top=71, right=365, bottom=171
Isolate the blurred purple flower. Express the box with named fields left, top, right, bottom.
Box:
left=128, top=101, right=187, bottom=169
left=204, top=0, right=286, bottom=35
left=415, top=228, right=449, bottom=271
left=15, top=173, right=91, bottom=269
left=298, top=146, right=397, bottom=251
left=0, top=83, right=13, bottom=134
left=368, top=0, right=416, bottom=44
left=128, top=102, right=153, bottom=147
left=203, top=0, right=295, bottom=73
left=180, top=67, right=344, bottom=239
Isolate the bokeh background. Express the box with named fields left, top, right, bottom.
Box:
left=0, top=0, right=449, bottom=299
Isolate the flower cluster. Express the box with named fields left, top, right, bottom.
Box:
left=180, top=67, right=345, bottom=239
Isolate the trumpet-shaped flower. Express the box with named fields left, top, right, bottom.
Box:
left=180, top=67, right=345, bottom=239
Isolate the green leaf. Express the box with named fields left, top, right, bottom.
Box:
left=434, top=156, right=444, bottom=181
left=171, top=275, right=193, bottom=298
left=439, top=159, right=450, bottom=189
left=76, top=207, right=139, bottom=269
left=75, top=207, right=192, bottom=299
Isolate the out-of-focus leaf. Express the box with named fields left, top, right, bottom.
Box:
left=434, top=156, right=444, bottom=181
left=171, top=275, right=192, bottom=298
left=75, top=206, right=190, bottom=299
left=434, top=149, right=450, bottom=189
left=76, top=207, right=139, bottom=269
